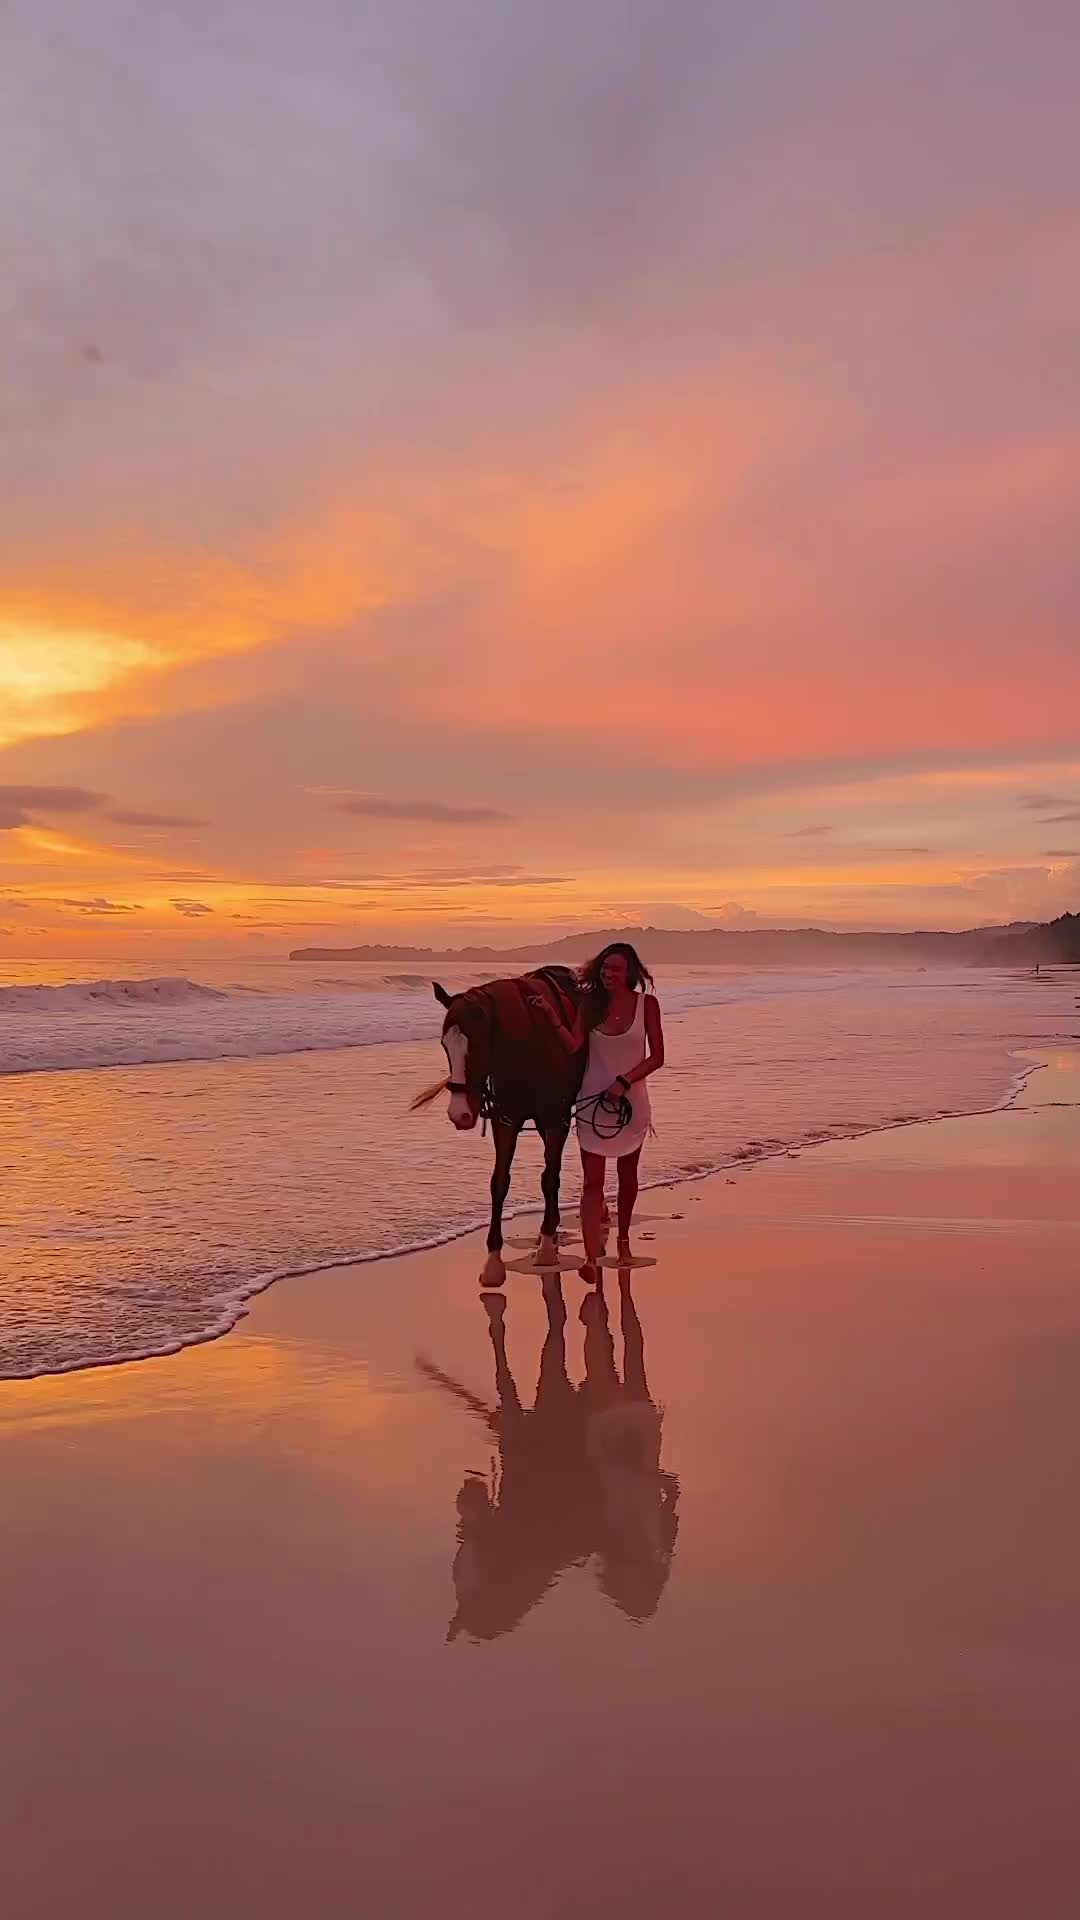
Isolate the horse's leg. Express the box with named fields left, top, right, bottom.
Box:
left=538, top=1120, right=569, bottom=1267
left=481, top=1118, right=519, bottom=1288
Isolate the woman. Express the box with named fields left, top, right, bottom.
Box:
left=575, top=942, right=665, bottom=1273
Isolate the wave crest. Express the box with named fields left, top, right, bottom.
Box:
left=0, top=976, right=228, bottom=1011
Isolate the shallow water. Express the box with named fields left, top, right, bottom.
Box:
left=0, top=961, right=1075, bottom=1378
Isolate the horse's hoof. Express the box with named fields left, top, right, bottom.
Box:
left=480, top=1253, right=507, bottom=1289
left=537, top=1234, right=559, bottom=1267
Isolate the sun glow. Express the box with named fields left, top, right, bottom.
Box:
left=0, top=625, right=155, bottom=747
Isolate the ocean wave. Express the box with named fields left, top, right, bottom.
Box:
left=0, top=965, right=947, bottom=1078
left=0, top=975, right=228, bottom=1011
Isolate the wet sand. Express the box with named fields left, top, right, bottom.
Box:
left=3, top=1048, right=1079, bottom=1919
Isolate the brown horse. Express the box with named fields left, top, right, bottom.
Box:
left=412, top=965, right=586, bottom=1287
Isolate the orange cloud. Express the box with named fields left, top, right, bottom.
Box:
left=0, top=488, right=448, bottom=750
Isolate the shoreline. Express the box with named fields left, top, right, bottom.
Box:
left=2, top=1043, right=1067, bottom=1386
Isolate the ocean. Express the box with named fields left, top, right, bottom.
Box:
left=1, top=957, right=1075, bottom=1380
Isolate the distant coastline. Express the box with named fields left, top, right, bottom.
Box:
left=291, top=911, right=1080, bottom=968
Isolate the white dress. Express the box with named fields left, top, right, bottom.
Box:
left=575, top=993, right=652, bottom=1159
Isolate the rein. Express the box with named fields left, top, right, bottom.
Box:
left=570, top=1087, right=634, bottom=1139
left=450, top=1077, right=631, bottom=1140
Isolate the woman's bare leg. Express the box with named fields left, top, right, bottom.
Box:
left=579, top=1149, right=607, bottom=1265
left=616, top=1146, right=643, bottom=1249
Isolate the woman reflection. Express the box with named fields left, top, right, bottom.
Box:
left=418, top=1271, right=679, bottom=1641
left=581, top=1279, right=679, bottom=1622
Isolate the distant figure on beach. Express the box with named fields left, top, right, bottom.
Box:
left=575, top=942, right=665, bottom=1277
left=418, top=1273, right=678, bottom=1641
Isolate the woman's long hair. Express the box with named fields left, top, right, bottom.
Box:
left=577, top=941, right=655, bottom=1027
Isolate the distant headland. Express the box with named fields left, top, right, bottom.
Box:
left=291, top=911, right=1080, bottom=968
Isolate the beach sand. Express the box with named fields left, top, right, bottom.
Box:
left=3, top=1047, right=1079, bottom=1919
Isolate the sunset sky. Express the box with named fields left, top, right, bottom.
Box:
left=3, top=0, right=1079, bottom=954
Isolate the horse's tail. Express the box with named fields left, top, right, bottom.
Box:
left=410, top=1076, right=448, bottom=1111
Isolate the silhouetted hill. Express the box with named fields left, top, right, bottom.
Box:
left=291, top=911, right=1080, bottom=967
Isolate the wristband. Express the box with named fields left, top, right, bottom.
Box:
left=616, top=1074, right=630, bottom=1090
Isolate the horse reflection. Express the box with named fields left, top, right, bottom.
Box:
left=417, top=1273, right=679, bottom=1641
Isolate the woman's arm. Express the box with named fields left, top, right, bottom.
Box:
left=610, top=996, right=665, bottom=1094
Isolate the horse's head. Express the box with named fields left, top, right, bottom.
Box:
left=433, top=980, right=492, bottom=1130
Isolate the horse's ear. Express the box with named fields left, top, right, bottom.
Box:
left=432, top=981, right=452, bottom=1009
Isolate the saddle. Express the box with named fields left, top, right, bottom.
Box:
left=480, top=968, right=582, bottom=1058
